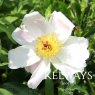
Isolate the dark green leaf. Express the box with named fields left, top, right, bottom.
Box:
left=0, top=83, right=39, bottom=95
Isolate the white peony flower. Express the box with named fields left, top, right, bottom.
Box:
left=8, top=11, right=89, bottom=89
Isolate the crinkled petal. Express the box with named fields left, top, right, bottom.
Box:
left=23, top=11, right=53, bottom=40
left=8, top=45, right=40, bottom=69
left=28, top=60, right=50, bottom=89
left=57, top=36, right=89, bottom=68
left=53, top=63, right=84, bottom=83
left=12, top=26, right=34, bottom=45
left=51, top=11, right=75, bottom=42
left=52, top=36, right=89, bottom=82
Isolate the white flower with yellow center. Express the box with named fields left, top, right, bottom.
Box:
left=8, top=11, right=89, bottom=89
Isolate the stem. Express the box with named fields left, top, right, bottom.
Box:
left=45, top=79, right=54, bottom=95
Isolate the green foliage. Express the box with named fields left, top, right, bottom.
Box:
left=0, top=0, right=95, bottom=95
left=0, top=83, right=39, bottom=95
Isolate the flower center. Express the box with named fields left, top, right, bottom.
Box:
left=35, top=33, right=62, bottom=58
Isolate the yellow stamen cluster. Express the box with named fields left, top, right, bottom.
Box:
left=35, top=33, right=62, bottom=58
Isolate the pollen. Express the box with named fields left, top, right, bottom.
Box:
left=35, top=33, right=62, bottom=58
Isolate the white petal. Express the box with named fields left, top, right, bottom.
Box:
left=53, top=63, right=84, bottom=83
left=56, top=36, right=89, bottom=68
left=52, top=36, right=89, bottom=83
left=12, top=26, right=34, bottom=45
left=64, top=36, right=89, bottom=48
left=25, top=59, right=42, bottom=73
left=28, top=60, right=50, bottom=89
left=23, top=11, right=53, bottom=40
left=8, top=45, right=40, bottom=69
left=51, top=11, right=75, bottom=42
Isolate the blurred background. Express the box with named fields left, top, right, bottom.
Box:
left=0, top=0, right=95, bottom=95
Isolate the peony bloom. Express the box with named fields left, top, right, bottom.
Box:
left=8, top=11, right=89, bottom=89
